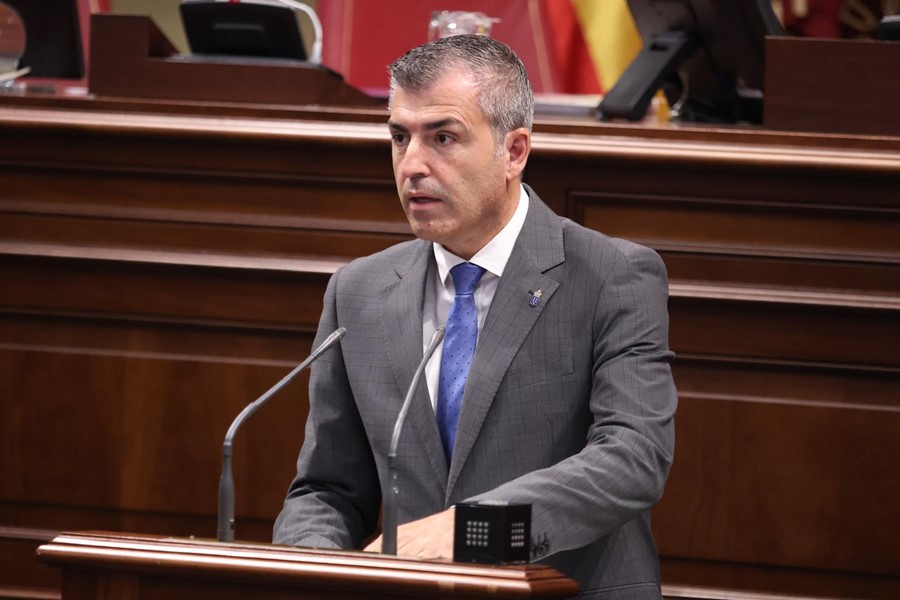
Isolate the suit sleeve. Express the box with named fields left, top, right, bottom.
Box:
left=272, top=268, right=382, bottom=549
left=467, top=243, right=677, bottom=559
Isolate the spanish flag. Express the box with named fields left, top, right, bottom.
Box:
left=312, top=0, right=644, bottom=96
left=540, top=0, right=643, bottom=93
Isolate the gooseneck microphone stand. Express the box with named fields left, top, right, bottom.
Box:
left=382, top=328, right=445, bottom=555
left=217, top=327, right=346, bottom=542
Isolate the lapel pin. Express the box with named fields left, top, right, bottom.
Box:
left=529, top=289, right=543, bottom=307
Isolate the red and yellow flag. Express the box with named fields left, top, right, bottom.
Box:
left=540, top=0, right=642, bottom=93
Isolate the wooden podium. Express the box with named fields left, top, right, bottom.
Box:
left=37, top=532, right=579, bottom=599
left=88, top=14, right=382, bottom=107
left=764, top=36, right=900, bottom=136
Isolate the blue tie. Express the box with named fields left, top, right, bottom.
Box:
left=436, top=262, right=486, bottom=463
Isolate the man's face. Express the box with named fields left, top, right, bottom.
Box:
left=388, top=70, right=528, bottom=259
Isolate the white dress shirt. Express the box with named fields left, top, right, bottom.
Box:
left=423, top=185, right=530, bottom=410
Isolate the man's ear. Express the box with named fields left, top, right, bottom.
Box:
left=505, top=128, right=531, bottom=181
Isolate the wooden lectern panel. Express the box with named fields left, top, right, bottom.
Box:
left=765, top=37, right=900, bottom=136
left=89, top=14, right=381, bottom=107
left=37, top=532, right=579, bottom=600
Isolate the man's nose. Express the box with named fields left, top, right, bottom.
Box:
left=398, top=138, right=430, bottom=180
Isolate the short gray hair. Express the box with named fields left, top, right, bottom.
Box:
left=388, top=35, right=534, bottom=142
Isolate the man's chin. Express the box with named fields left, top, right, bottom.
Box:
left=409, top=227, right=441, bottom=244
left=408, top=221, right=449, bottom=245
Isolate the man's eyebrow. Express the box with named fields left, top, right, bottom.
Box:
left=387, top=118, right=465, bottom=132
left=423, top=117, right=465, bottom=131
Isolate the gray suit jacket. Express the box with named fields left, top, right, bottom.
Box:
left=274, top=187, right=677, bottom=599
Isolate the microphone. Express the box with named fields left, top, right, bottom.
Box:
left=217, top=327, right=346, bottom=542
left=382, top=328, right=445, bottom=555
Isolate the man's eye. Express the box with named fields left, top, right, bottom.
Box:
left=391, top=133, right=407, bottom=144
left=436, top=134, right=453, bottom=144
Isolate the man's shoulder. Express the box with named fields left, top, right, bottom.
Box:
left=559, top=217, right=662, bottom=265
left=522, top=188, right=664, bottom=276
left=334, top=238, right=429, bottom=286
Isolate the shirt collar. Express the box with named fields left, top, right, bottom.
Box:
left=434, top=184, right=530, bottom=286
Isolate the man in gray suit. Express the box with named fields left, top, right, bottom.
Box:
left=274, top=34, right=677, bottom=599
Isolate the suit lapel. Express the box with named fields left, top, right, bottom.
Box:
left=379, top=241, right=450, bottom=492
left=447, top=190, right=565, bottom=496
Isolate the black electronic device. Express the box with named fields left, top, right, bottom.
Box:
left=453, top=502, right=531, bottom=565
left=598, top=0, right=784, bottom=124
left=4, top=0, right=84, bottom=79
left=876, top=15, right=900, bottom=41
left=181, top=0, right=307, bottom=61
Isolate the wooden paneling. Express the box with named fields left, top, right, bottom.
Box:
left=0, top=255, right=327, bottom=515
left=765, top=37, right=900, bottom=137
left=0, top=250, right=328, bottom=597
left=661, top=558, right=900, bottom=600
left=0, top=95, right=898, bottom=599
left=661, top=353, right=900, bottom=571
left=572, top=190, right=900, bottom=295
left=0, top=527, right=61, bottom=598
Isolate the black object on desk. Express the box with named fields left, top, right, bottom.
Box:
left=5, top=0, right=84, bottom=79
left=454, top=502, right=531, bottom=565
left=598, top=0, right=783, bottom=124
left=877, top=15, right=900, bottom=41
left=181, top=0, right=307, bottom=61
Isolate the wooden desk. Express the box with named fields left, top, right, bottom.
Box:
left=36, top=532, right=578, bottom=600
left=1, top=94, right=898, bottom=600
